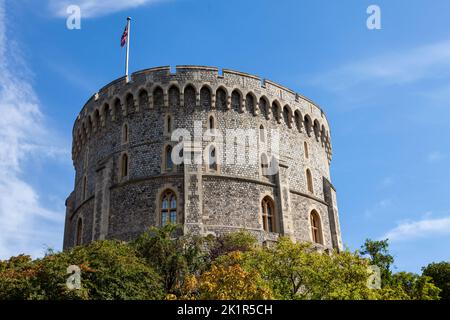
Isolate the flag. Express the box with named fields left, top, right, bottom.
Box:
left=121, top=24, right=128, bottom=47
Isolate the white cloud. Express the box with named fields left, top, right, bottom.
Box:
left=48, top=0, right=169, bottom=18
left=310, top=40, right=450, bottom=92
left=427, top=151, right=446, bottom=163
left=0, top=1, right=67, bottom=259
left=382, top=216, right=450, bottom=242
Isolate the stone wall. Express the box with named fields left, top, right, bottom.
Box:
left=63, top=66, right=342, bottom=252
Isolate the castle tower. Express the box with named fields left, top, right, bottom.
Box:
left=63, top=66, right=342, bottom=251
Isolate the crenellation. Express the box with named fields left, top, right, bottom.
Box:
left=64, top=65, right=342, bottom=252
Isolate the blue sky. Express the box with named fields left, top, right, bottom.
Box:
left=0, top=0, right=449, bottom=273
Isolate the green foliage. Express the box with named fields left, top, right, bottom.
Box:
left=389, top=272, right=441, bottom=300
left=422, top=262, right=450, bottom=300
left=208, top=230, right=257, bottom=261
left=0, top=231, right=446, bottom=300
left=0, top=241, right=163, bottom=300
left=132, top=224, right=208, bottom=295
left=360, top=239, right=394, bottom=286
left=236, top=237, right=381, bottom=300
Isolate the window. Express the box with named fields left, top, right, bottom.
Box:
left=306, top=169, right=314, bottom=194
left=121, top=153, right=129, bottom=179
left=304, top=142, right=309, bottom=159
left=122, top=123, right=129, bottom=143
left=283, top=106, right=290, bottom=127
left=208, top=116, right=215, bottom=130
left=262, top=197, right=275, bottom=232
left=259, top=125, right=265, bottom=142
left=261, top=154, right=269, bottom=177
left=184, top=85, right=196, bottom=108
left=272, top=102, right=280, bottom=122
left=231, top=90, right=241, bottom=112
left=153, top=87, right=164, bottom=109
left=215, top=88, right=227, bottom=110
left=139, top=89, right=148, bottom=108
left=209, top=146, right=217, bottom=171
left=165, top=115, right=172, bottom=135
left=259, top=97, right=268, bottom=119
left=246, top=93, right=255, bottom=114
left=310, top=210, right=323, bottom=244
left=200, top=86, right=211, bottom=109
left=168, top=86, right=180, bottom=108
left=304, top=115, right=312, bottom=136
left=76, top=217, right=83, bottom=246
left=161, top=190, right=177, bottom=226
left=126, top=93, right=134, bottom=113
left=165, top=145, right=173, bottom=171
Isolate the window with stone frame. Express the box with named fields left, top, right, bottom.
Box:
left=161, top=190, right=177, bottom=226
left=262, top=196, right=276, bottom=233
left=310, top=210, right=323, bottom=244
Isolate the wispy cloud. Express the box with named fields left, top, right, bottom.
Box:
left=48, top=0, right=170, bottom=18
left=0, top=0, right=66, bottom=259
left=427, top=151, right=446, bottom=163
left=382, top=216, right=450, bottom=242
left=310, top=40, right=450, bottom=93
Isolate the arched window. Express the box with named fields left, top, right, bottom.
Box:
left=259, top=125, right=265, bottom=142
left=82, top=176, right=87, bottom=201
left=114, top=98, right=121, bottom=119
left=76, top=217, right=83, bottom=246
left=122, top=123, right=129, bottom=143
left=139, top=89, right=148, bottom=108
left=313, top=120, right=321, bottom=141
left=161, top=190, right=177, bottom=226
left=245, top=93, right=255, bottom=114
left=272, top=102, right=280, bottom=122
left=200, top=86, right=211, bottom=109
left=261, top=196, right=275, bottom=232
left=294, top=110, right=302, bottom=132
left=231, top=90, right=241, bottom=112
left=165, top=115, right=172, bottom=135
left=283, top=106, right=291, bottom=127
left=261, top=154, right=269, bottom=177
left=153, top=87, right=164, bottom=109
left=168, top=86, right=180, bottom=108
left=310, top=210, right=323, bottom=244
left=304, top=141, right=309, bottom=159
left=184, top=85, right=196, bottom=109
left=304, top=115, right=312, bottom=137
left=94, top=109, right=101, bottom=130
left=126, top=93, right=134, bottom=113
left=121, top=153, right=129, bottom=179
left=209, top=146, right=217, bottom=171
left=215, top=88, right=227, bottom=110
left=259, top=97, right=268, bottom=119
left=306, top=169, right=314, bottom=194
left=165, top=145, right=173, bottom=171
left=102, top=103, right=110, bottom=125
left=208, top=116, right=215, bottom=130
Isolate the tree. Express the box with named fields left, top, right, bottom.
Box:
left=0, top=240, right=163, bottom=300
left=132, top=224, right=208, bottom=295
left=185, top=251, right=272, bottom=300
left=422, top=262, right=450, bottom=300
left=390, top=272, right=441, bottom=300
left=241, top=237, right=388, bottom=300
left=360, top=239, right=394, bottom=286
left=207, top=230, right=257, bottom=261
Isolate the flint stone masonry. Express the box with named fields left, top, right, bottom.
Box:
left=63, top=65, right=342, bottom=251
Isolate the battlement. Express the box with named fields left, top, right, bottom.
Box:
left=72, top=66, right=333, bottom=162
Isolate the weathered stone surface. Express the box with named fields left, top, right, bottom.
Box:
left=63, top=66, right=341, bottom=251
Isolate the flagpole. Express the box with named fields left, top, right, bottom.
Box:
left=125, top=17, right=131, bottom=82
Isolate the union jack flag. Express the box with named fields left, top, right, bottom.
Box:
left=121, top=24, right=128, bottom=47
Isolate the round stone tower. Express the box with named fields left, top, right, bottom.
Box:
left=63, top=66, right=343, bottom=251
